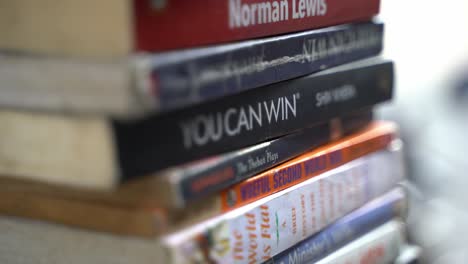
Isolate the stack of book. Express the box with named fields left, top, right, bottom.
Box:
left=0, top=0, right=419, bottom=263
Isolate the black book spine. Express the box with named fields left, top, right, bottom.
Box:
left=136, top=22, right=384, bottom=113
left=176, top=110, right=373, bottom=205
left=114, top=59, right=394, bottom=179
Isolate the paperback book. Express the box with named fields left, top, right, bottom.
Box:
left=115, top=58, right=394, bottom=178
left=315, top=221, right=404, bottom=264
left=135, top=22, right=383, bottom=113
left=0, top=59, right=393, bottom=189
left=265, top=188, right=406, bottom=264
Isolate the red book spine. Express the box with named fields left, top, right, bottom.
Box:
left=133, top=0, right=380, bottom=52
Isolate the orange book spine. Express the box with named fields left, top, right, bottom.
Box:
left=219, top=122, right=397, bottom=212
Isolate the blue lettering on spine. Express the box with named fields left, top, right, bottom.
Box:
left=328, top=150, right=343, bottom=165
left=304, top=156, right=326, bottom=176
left=240, top=177, right=271, bottom=201
left=273, top=164, right=302, bottom=189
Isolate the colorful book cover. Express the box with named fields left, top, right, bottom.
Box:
left=133, top=0, right=380, bottom=52
left=216, top=121, right=396, bottom=212
left=265, top=188, right=406, bottom=264
left=163, top=147, right=404, bottom=264
left=0, top=121, right=397, bottom=238
left=123, top=111, right=373, bottom=208
left=315, top=221, right=404, bottom=264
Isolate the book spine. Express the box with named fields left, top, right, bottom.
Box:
left=315, top=221, right=404, bottom=264
left=114, top=59, right=394, bottom=179
left=133, top=0, right=380, bottom=52
left=0, top=189, right=162, bottom=237
left=175, top=111, right=373, bottom=205
left=135, top=22, right=383, bottom=113
left=265, top=188, right=406, bottom=264
left=165, top=147, right=405, bottom=264
left=218, top=123, right=396, bottom=212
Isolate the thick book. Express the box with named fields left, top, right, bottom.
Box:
left=164, top=147, right=404, bottom=263
left=0, top=122, right=398, bottom=237
left=265, top=188, right=407, bottom=264
left=0, top=0, right=380, bottom=57
left=1, top=21, right=383, bottom=116
left=0, top=58, right=393, bottom=189
left=315, top=221, right=404, bottom=264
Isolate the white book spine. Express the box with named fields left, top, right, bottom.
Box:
left=315, top=220, right=404, bottom=264
left=164, top=145, right=405, bottom=264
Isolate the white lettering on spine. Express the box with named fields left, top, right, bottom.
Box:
left=284, top=95, right=297, bottom=119
left=264, top=98, right=282, bottom=123
left=225, top=108, right=239, bottom=136
left=229, top=0, right=326, bottom=29
left=211, top=113, right=223, bottom=141
left=238, top=108, right=250, bottom=131
left=258, top=2, right=271, bottom=24
left=192, top=115, right=210, bottom=146
left=249, top=104, right=262, bottom=128
left=179, top=94, right=300, bottom=149
left=280, top=0, right=289, bottom=20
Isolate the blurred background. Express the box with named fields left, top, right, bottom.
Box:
left=380, top=0, right=468, bottom=262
